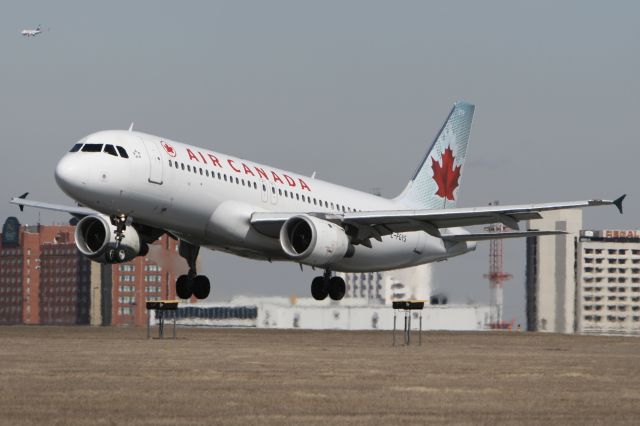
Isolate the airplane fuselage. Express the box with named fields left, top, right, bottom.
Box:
left=21, top=30, right=41, bottom=37
left=55, top=130, right=474, bottom=272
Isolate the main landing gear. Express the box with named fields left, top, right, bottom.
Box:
left=311, top=269, right=346, bottom=301
left=175, top=241, right=211, bottom=300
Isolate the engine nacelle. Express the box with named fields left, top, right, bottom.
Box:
left=280, top=215, right=351, bottom=267
left=75, top=214, right=143, bottom=263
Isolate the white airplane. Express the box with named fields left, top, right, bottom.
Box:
left=21, top=25, right=43, bottom=37
left=11, top=101, right=624, bottom=301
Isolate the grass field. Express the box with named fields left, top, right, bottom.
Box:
left=0, top=326, right=639, bottom=425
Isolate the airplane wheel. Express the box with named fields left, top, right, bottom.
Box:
left=176, top=275, right=193, bottom=299
left=311, top=276, right=328, bottom=300
left=328, top=276, right=346, bottom=301
left=106, top=249, right=117, bottom=263
left=193, top=275, right=211, bottom=300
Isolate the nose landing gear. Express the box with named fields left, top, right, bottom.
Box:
left=105, top=214, right=132, bottom=263
left=175, top=241, right=211, bottom=300
left=311, top=270, right=346, bottom=301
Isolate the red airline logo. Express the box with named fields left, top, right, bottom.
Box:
left=161, top=141, right=177, bottom=157
left=431, top=145, right=460, bottom=201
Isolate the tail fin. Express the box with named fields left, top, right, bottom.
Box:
left=394, top=101, right=475, bottom=209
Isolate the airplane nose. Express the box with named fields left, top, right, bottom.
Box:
left=55, top=155, right=85, bottom=195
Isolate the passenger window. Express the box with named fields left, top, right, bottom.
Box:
left=296, top=194, right=299, bottom=200
left=302, top=195, right=306, bottom=202
left=324, top=201, right=328, bottom=208
left=175, top=162, right=179, bottom=169
left=103, top=144, right=118, bottom=157
left=70, top=143, right=82, bottom=152
left=81, top=144, right=103, bottom=152
left=224, top=175, right=227, bottom=182
left=168, top=160, right=173, bottom=167
left=241, top=179, right=245, bottom=186
left=205, top=170, right=209, bottom=177
left=262, top=184, right=266, bottom=191
left=217, top=173, right=221, bottom=179
left=253, top=182, right=257, bottom=189
left=181, top=163, right=185, bottom=170
left=271, top=187, right=275, bottom=194
left=313, top=198, right=317, bottom=205
left=235, top=177, right=239, bottom=184
left=279, top=189, right=282, bottom=196
left=199, top=168, right=203, bottom=175
left=187, top=165, right=191, bottom=172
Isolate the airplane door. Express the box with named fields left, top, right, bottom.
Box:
left=260, top=180, right=268, bottom=203
left=141, top=138, right=163, bottom=185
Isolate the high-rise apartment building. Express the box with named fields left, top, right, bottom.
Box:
left=0, top=217, right=187, bottom=326
left=110, top=235, right=187, bottom=326
left=526, top=209, right=583, bottom=332
left=1, top=218, right=84, bottom=325
left=576, top=230, right=640, bottom=335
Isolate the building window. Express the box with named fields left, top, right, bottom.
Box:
left=118, top=307, right=133, bottom=316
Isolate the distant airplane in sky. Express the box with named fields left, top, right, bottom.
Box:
left=10, top=101, right=625, bottom=302
left=21, top=25, right=43, bottom=37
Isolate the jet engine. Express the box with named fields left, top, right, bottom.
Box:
left=74, top=214, right=146, bottom=263
left=280, top=215, right=351, bottom=266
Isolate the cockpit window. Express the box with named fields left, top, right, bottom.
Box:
left=70, top=143, right=82, bottom=152
left=81, top=144, right=103, bottom=152
left=103, top=144, right=118, bottom=157
left=116, top=146, right=129, bottom=158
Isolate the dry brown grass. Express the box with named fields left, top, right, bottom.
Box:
left=0, top=326, right=639, bottom=425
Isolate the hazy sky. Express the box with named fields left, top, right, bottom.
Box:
left=2, top=1, right=638, bottom=324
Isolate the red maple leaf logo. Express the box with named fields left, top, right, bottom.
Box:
left=431, top=145, right=461, bottom=200
left=161, top=141, right=176, bottom=157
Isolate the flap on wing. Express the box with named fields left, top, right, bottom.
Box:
left=442, top=230, right=566, bottom=242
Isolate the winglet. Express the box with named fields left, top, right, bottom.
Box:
left=128, top=122, right=134, bottom=132
left=17, top=192, right=29, bottom=212
left=613, top=194, right=626, bottom=214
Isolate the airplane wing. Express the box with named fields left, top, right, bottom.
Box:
left=251, top=195, right=625, bottom=245
left=9, top=193, right=95, bottom=218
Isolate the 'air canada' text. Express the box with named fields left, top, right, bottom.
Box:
left=184, top=148, right=312, bottom=191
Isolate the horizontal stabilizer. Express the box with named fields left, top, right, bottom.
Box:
left=442, top=230, right=566, bottom=242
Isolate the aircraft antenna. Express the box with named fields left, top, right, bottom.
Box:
left=483, top=200, right=514, bottom=330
